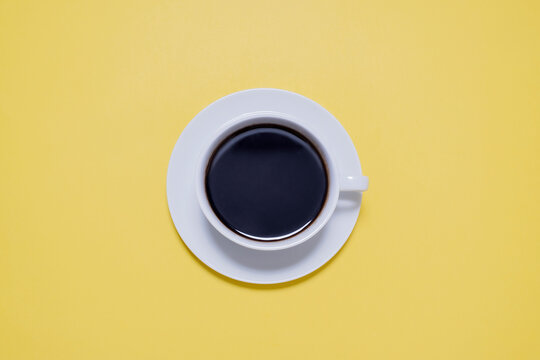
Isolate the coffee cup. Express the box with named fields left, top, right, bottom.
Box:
left=195, top=111, right=368, bottom=251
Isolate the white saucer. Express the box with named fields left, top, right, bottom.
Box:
left=167, top=89, right=365, bottom=284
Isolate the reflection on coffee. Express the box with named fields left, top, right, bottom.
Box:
left=205, top=125, right=328, bottom=241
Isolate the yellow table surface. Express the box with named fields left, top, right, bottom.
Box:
left=1, top=1, right=539, bottom=359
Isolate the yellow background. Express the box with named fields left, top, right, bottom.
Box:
left=1, top=0, right=539, bottom=359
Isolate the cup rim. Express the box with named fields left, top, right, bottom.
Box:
left=195, top=111, right=340, bottom=251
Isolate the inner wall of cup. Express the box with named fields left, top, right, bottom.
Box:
left=203, top=116, right=334, bottom=242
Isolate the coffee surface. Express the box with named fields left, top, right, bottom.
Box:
left=205, top=125, right=328, bottom=240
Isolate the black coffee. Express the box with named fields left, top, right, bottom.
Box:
left=205, top=124, right=328, bottom=240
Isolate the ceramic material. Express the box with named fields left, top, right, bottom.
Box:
left=167, top=88, right=367, bottom=284
left=195, top=111, right=368, bottom=251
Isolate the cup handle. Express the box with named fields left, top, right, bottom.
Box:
left=340, top=175, right=369, bottom=192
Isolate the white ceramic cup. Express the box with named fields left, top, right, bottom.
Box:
left=195, top=111, right=368, bottom=251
